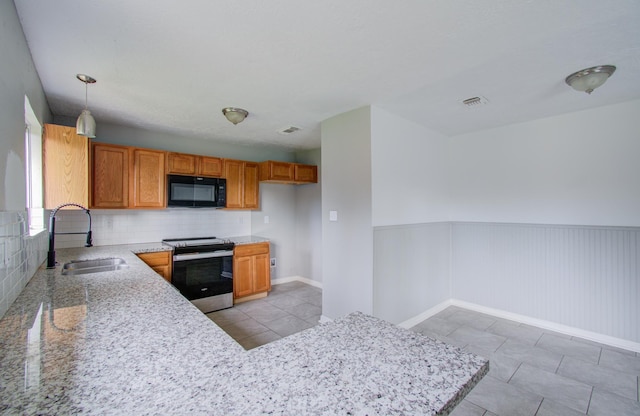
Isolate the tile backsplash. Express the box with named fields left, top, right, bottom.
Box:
left=51, top=208, right=252, bottom=248
left=0, top=211, right=48, bottom=319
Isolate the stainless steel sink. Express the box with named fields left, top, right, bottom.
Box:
left=61, top=257, right=129, bottom=275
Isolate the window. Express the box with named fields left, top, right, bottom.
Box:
left=24, top=96, right=44, bottom=232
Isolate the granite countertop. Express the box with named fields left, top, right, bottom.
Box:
left=227, top=235, right=270, bottom=245
left=0, top=244, right=487, bottom=415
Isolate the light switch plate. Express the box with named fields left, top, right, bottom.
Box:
left=329, top=211, right=338, bottom=222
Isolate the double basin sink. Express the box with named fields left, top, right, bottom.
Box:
left=61, top=257, right=129, bottom=275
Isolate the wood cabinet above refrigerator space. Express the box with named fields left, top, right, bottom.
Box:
left=259, top=160, right=317, bottom=184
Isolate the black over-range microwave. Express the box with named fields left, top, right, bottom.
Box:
left=167, top=175, right=227, bottom=208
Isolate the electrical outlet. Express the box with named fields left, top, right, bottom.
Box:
left=270, top=258, right=276, bottom=268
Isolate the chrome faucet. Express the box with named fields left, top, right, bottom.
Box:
left=47, top=203, right=93, bottom=268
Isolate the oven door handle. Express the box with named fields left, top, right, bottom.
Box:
left=173, top=250, right=234, bottom=262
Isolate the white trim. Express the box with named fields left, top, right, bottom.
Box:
left=395, top=298, right=640, bottom=353
left=319, top=315, right=333, bottom=324
left=271, top=275, right=323, bottom=289
left=450, top=299, right=640, bottom=354
left=397, top=300, right=452, bottom=329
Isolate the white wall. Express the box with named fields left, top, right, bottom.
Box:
left=251, top=183, right=297, bottom=279
left=0, top=1, right=50, bottom=318
left=321, top=107, right=373, bottom=318
left=371, top=106, right=450, bottom=226
left=447, top=99, right=640, bottom=226
left=63, top=120, right=295, bottom=163
left=54, top=209, right=251, bottom=248
left=0, top=0, right=51, bottom=211
left=294, top=149, right=322, bottom=283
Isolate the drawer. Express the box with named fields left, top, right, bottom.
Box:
left=234, top=242, right=269, bottom=257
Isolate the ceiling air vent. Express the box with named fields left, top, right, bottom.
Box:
left=278, top=126, right=301, bottom=135
left=462, top=96, right=489, bottom=108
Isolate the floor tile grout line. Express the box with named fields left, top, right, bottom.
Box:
left=585, top=385, right=594, bottom=415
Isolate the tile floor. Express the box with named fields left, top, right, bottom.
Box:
left=414, top=306, right=640, bottom=416
left=206, top=281, right=322, bottom=350
left=207, top=282, right=640, bottom=415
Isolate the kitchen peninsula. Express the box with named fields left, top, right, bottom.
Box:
left=0, top=244, right=488, bottom=415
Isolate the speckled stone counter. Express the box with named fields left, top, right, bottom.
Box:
left=228, top=235, right=270, bottom=245
left=0, top=244, right=487, bottom=415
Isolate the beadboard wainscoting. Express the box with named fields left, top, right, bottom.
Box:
left=373, top=222, right=451, bottom=324
left=451, top=222, right=639, bottom=347
left=0, top=211, right=48, bottom=319
left=374, top=221, right=640, bottom=349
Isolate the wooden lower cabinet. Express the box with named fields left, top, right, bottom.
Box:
left=136, top=251, right=172, bottom=282
left=233, top=242, right=270, bottom=302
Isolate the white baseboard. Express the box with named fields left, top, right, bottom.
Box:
left=271, top=275, right=323, bottom=289
left=397, top=300, right=453, bottom=329
left=450, top=299, right=640, bottom=353
left=319, top=315, right=333, bottom=324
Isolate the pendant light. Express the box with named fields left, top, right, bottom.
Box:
left=76, top=74, right=97, bottom=137
left=222, top=107, right=249, bottom=125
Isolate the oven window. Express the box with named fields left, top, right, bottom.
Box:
left=172, top=256, right=233, bottom=300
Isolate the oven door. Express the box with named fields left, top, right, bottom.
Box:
left=171, top=250, right=233, bottom=301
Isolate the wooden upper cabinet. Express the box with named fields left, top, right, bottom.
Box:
left=259, top=160, right=294, bottom=181
left=91, top=143, right=129, bottom=208
left=198, top=156, right=223, bottom=177
left=223, top=159, right=259, bottom=209
left=243, top=162, right=259, bottom=209
left=259, top=160, right=318, bottom=184
left=131, top=148, right=166, bottom=208
left=43, top=124, right=89, bottom=209
left=294, top=164, right=318, bottom=183
left=167, top=152, right=223, bottom=177
left=167, top=152, right=196, bottom=175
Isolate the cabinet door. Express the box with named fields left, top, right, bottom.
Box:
left=243, top=162, right=259, bottom=209
left=92, top=143, right=129, bottom=208
left=43, top=124, right=89, bottom=209
left=294, top=164, right=318, bottom=183
left=167, top=153, right=196, bottom=175
left=269, top=161, right=295, bottom=181
left=253, top=253, right=271, bottom=293
left=224, top=159, right=244, bottom=208
left=233, top=255, right=254, bottom=298
left=131, top=148, right=166, bottom=208
left=198, top=156, right=223, bottom=177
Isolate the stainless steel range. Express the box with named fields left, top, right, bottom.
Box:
left=162, top=237, right=235, bottom=313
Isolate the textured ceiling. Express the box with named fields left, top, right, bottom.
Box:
left=14, top=0, right=640, bottom=150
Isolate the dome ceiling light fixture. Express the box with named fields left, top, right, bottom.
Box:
left=565, top=65, right=616, bottom=95
left=222, top=107, right=249, bottom=125
left=76, top=74, right=97, bottom=138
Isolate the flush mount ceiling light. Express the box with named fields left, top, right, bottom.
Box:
left=76, top=74, right=97, bottom=137
left=222, top=107, right=249, bottom=125
left=565, top=65, right=616, bottom=94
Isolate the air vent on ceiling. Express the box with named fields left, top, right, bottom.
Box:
left=278, top=126, right=301, bottom=135
left=462, top=96, right=489, bottom=108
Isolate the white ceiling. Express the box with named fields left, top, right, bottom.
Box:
left=14, top=0, right=640, bottom=150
